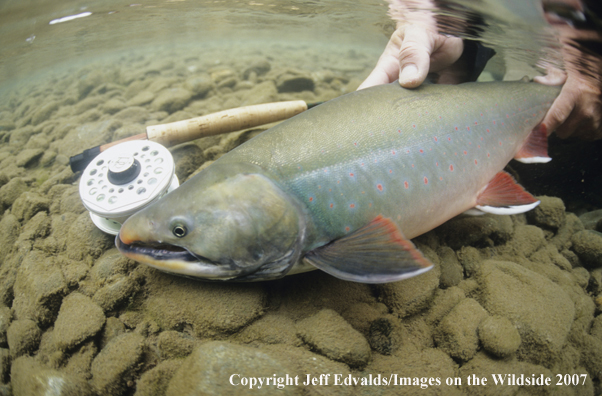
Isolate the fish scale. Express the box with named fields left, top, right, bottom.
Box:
left=217, top=80, right=558, bottom=250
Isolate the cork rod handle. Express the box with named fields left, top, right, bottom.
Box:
left=146, top=100, right=308, bottom=147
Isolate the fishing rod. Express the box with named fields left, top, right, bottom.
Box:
left=69, top=100, right=323, bottom=173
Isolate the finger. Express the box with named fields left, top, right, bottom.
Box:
left=358, top=54, right=402, bottom=90
left=540, top=89, right=575, bottom=136
left=397, top=25, right=434, bottom=88
left=533, top=67, right=567, bottom=86
left=429, top=36, right=464, bottom=72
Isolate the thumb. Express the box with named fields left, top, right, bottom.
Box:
left=397, top=26, right=433, bottom=88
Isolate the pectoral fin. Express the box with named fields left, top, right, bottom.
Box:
left=475, top=171, right=539, bottom=215
left=304, top=216, right=433, bottom=284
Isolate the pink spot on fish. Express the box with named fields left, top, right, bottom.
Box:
left=404, top=181, right=409, bottom=189
left=434, top=136, right=438, bottom=142
left=349, top=173, right=354, bottom=177
left=474, top=159, right=478, bottom=165
left=329, top=203, right=333, bottom=208
left=450, top=165, right=454, bottom=171
left=424, top=177, right=428, bottom=184
left=377, top=184, right=383, bottom=192
left=349, top=204, right=355, bottom=209
left=467, top=127, right=470, bottom=131
left=309, top=197, right=313, bottom=202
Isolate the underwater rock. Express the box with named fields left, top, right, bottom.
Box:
left=551, top=213, right=584, bottom=252
left=11, top=192, right=50, bottom=222
left=367, top=315, right=402, bottom=356
left=0, top=177, right=27, bottom=210
left=434, top=298, right=489, bottom=361
left=379, top=252, right=441, bottom=317
left=425, top=286, right=466, bottom=326
left=92, top=275, right=141, bottom=313
left=478, top=315, right=521, bottom=358
left=135, top=359, right=183, bottom=396
left=571, top=230, right=602, bottom=269
left=17, top=211, right=50, bottom=242
left=151, top=88, right=192, bottom=113
left=12, top=250, right=67, bottom=327
left=276, top=72, right=315, bottom=93
left=90, top=332, right=145, bottom=396
left=155, top=331, right=196, bottom=360
left=0, top=214, right=20, bottom=260
left=511, top=225, right=546, bottom=257
left=6, top=319, right=41, bottom=358
left=126, top=90, right=154, bottom=107
left=166, top=341, right=302, bottom=396
left=63, top=341, right=97, bottom=380
left=437, top=214, right=514, bottom=249
left=102, top=98, right=126, bottom=114
left=11, top=356, right=93, bottom=396
left=0, top=306, right=11, bottom=347
left=78, top=69, right=108, bottom=98
left=171, top=143, right=205, bottom=182
left=474, top=260, right=575, bottom=366
left=364, top=348, right=460, bottom=396
left=65, top=212, right=114, bottom=261
left=52, top=293, right=106, bottom=351
left=15, top=148, right=43, bottom=168
left=235, top=314, right=301, bottom=347
left=437, top=246, right=464, bottom=288
left=31, top=101, right=60, bottom=126
left=99, top=317, right=126, bottom=350
left=527, top=196, right=566, bottom=230
left=0, top=348, right=9, bottom=383
left=579, top=209, right=602, bottom=230
left=243, top=60, right=271, bottom=80
left=142, top=268, right=267, bottom=337
left=184, top=74, right=213, bottom=97
left=240, top=81, right=278, bottom=105
left=296, top=309, right=371, bottom=368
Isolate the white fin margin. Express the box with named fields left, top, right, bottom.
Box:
left=515, top=156, right=552, bottom=164
left=476, top=200, right=540, bottom=215
left=463, top=208, right=486, bottom=216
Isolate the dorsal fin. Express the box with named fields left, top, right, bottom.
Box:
left=475, top=171, right=539, bottom=215
left=514, top=124, right=551, bottom=164
left=303, top=216, right=433, bottom=283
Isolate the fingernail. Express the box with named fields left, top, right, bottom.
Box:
left=400, top=64, right=418, bottom=84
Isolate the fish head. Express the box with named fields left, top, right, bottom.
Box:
left=116, top=163, right=305, bottom=281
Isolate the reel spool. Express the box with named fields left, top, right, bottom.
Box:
left=78, top=140, right=179, bottom=235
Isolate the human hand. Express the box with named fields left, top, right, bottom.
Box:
left=534, top=18, right=602, bottom=140
left=358, top=25, right=463, bottom=90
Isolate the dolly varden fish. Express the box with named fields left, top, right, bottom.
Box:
left=116, top=80, right=560, bottom=283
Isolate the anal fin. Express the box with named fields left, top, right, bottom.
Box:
left=475, top=171, right=539, bottom=215
left=303, top=216, right=433, bottom=284
left=514, top=123, right=551, bottom=164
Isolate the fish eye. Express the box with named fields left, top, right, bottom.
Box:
left=172, top=225, right=187, bottom=238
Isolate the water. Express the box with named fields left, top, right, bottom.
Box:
left=0, top=1, right=601, bottom=395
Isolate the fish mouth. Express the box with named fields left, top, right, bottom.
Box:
left=115, top=235, right=297, bottom=282
left=115, top=235, right=244, bottom=280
